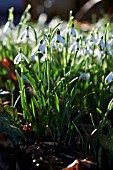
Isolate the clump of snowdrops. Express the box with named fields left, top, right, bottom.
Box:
left=1, top=5, right=113, bottom=168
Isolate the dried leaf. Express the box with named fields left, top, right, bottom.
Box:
left=0, top=57, right=18, bottom=83
left=74, top=20, right=92, bottom=31
left=63, top=158, right=102, bottom=170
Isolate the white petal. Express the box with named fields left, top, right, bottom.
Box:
left=20, top=29, right=27, bottom=40
left=31, top=45, right=40, bottom=56
left=40, top=54, right=47, bottom=63
left=14, top=53, right=22, bottom=64
left=3, top=21, right=10, bottom=33
left=71, top=27, right=78, bottom=37
left=39, top=44, right=45, bottom=53
left=22, top=54, right=29, bottom=63
left=29, top=32, right=35, bottom=42
left=57, top=34, right=65, bottom=45
left=50, top=36, right=57, bottom=46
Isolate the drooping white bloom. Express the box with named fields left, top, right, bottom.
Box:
left=50, top=29, right=66, bottom=46
left=31, top=45, right=47, bottom=63
left=40, top=52, right=47, bottom=63
left=61, top=23, right=78, bottom=37
left=99, top=36, right=105, bottom=50
left=105, top=72, right=113, bottom=85
left=69, top=38, right=83, bottom=54
left=3, top=20, right=14, bottom=33
left=14, top=52, right=29, bottom=64
left=86, top=32, right=99, bottom=45
left=31, top=40, right=45, bottom=56
left=18, top=26, right=35, bottom=42
left=70, top=24, right=78, bottom=37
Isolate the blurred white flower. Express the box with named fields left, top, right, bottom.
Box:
left=40, top=52, right=47, bottom=63
left=18, top=26, right=35, bottom=43
left=99, top=36, right=105, bottom=50
left=61, top=24, right=78, bottom=37
left=31, top=46, right=47, bottom=63
left=38, top=13, right=47, bottom=24
left=86, top=32, right=99, bottom=45
left=69, top=38, right=83, bottom=54
left=50, top=29, right=66, bottom=46
left=31, top=40, right=45, bottom=56
left=3, top=20, right=14, bottom=33
left=14, top=51, right=29, bottom=64
left=105, top=72, right=113, bottom=85
left=70, top=24, right=78, bottom=37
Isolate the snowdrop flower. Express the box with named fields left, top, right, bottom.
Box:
left=50, top=29, right=66, bottom=47
left=99, top=36, right=105, bottom=50
left=105, top=72, right=113, bottom=85
left=3, top=20, right=14, bottom=33
left=61, top=24, right=78, bottom=37
left=31, top=44, right=47, bottom=63
left=69, top=38, right=83, bottom=54
left=70, top=24, right=78, bottom=37
left=86, top=32, right=99, bottom=45
left=79, top=72, right=90, bottom=81
left=14, top=49, right=29, bottom=64
left=31, top=40, right=45, bottom=56
left=38, top=13, right=47, bottom=24
left=18, top=26, right=35, bottom=43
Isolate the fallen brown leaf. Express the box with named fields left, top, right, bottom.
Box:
left=63, top=158, right=103, bottom=170
left=0, top=57, right=18, bottom=83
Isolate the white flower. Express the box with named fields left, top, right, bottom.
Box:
left=69, top=38, right=83, bottom=54
left=70, top=25, right=78, bottom=37
left=18, top=26, right=35, bottom=42
left=86, top=33, right=98, bottom=45
left=31, top=40, right=45, bottom=56
left=105, top=72, right=113, bottom=85
left=61, top=24, right=78, bottom=37
left=31, top=47, right=47, bottom=63
left=3, top=20, right=14, bottom=33
left=40, top=53, right=47, bottom=63
left=99, top=36, right=105, bottom=50
left=14, top=52, right=29, bottom=64
left=71, top=42, right=79, bottom=51
left=38, top=13, right=47, bottom=24
left=50, top=29, right=66, bottom=46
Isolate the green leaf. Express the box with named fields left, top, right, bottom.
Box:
left=54, top=92, right=60, bottom=112
left=107, top=98, right=113, bottom=113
